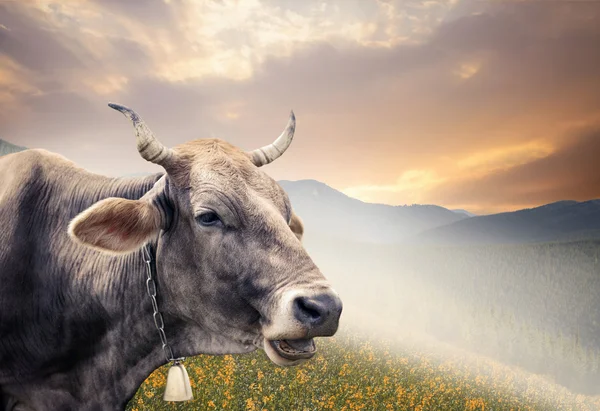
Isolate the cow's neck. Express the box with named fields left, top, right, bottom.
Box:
left=88, top=229, right=219, bottom=407
left=71, top=240, right=222, bottom=409
left=84, top=239, right=258, bottom=409
left=63, top=173, right=181, bottom=409
left=53, top=219, right=179, bottom=408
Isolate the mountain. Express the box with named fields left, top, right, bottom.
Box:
left=0, top=139, right=26, bottom=156
left=452, top=209, right=477, bottom=218
left=411, top=199, right=600, bottom=245
left=278, top=179, right=467, bottom=244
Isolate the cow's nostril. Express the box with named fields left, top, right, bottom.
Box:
left=292, top=292, right=343, bottom=337
left=296, top=297, right=322, bottom=322
left=293, top=296, right=324, bottom=325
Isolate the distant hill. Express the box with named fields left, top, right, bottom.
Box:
left=0, top=139, right=26, bottom=156
left=452, top=209, right=477, bottom=218
left=278, top=179, right=468, bottom=244
left=411, top=199, right=600, bottom=245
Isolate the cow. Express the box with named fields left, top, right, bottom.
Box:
left=0, top=103, right=343, bottom=411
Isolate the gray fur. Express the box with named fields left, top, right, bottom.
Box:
left=0, top=137, right=341, bottom=410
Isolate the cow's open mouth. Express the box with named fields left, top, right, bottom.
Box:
left=268, top=338, right=316, bottom=360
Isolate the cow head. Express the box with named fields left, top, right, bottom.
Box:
left=68, top=104, right=342, bottom=366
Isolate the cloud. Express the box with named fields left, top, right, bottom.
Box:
left=341, top=139, right=557, bottom=207
left=342, top=169, right=446, bottom=205
left=0, top=56, right=42, bottom=120
left=423, top=126, right=600, bottom=213
left=0, top=3, right=86, bottom=74
left=1, top=0, right=600, bottom=212
left=456, top=141, right=555, bottom=177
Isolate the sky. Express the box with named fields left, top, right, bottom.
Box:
left=0, top=0, right=599, bottom=214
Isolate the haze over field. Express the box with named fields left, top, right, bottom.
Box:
left=278, top=178, right=600, bottom=394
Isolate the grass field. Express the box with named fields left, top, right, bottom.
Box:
left=126, top=332, right=600, bottom=411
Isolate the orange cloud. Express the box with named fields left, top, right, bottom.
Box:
left=1, top=0, right=600, bottom=214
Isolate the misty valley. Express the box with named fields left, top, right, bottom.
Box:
left=308, top=236, right=600, bottom=395
left=285, top=178, right=600, bottom=397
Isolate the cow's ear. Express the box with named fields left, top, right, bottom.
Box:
left=68, top=197, right=161, bottom=255
left=289, top=211, right=304, bottom=241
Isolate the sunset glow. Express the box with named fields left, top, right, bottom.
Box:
left=1, top=0, right=599, bottom=214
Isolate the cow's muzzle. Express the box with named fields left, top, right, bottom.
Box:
left=261, top=288, right=343, bottom=366
left=293, top=293, right=343, bottom=337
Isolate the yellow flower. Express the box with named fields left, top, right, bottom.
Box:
left=245, top=398, right=257, bottom=411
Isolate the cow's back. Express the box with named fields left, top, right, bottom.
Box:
left=0, top=149, right=89, bottom=274
left=0, top=149, right=54, bottom=282
left=0, top=149, right=160, bottom=386
left=0, top=148, right=159, bottom=266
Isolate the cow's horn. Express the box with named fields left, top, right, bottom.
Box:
left=248, top=111, right=295, bottom=167
left=108, top=103, right=174, bottom=168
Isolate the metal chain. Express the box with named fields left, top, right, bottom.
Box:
left=142, top=244, right=185, bottom=364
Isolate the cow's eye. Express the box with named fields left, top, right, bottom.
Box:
left=196, top=212, right=221, bottom=227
